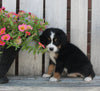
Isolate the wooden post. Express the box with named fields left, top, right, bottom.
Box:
left=45, top=0, right=67, bottom=73
left=91, top=0, right=100, bottom=75
left=19, top=0, right=43, bottom=76
left=2, top=0, right=16, bottom=75
left=71, top=0, right=88, bottom=54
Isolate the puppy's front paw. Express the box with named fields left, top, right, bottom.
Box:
left=42, top=74, right=51, bottom=78
left=49, top=77, right=58, bottom=82
left=84, top=77, right=92, bottom=82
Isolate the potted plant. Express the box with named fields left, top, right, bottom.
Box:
left=0, top=6, right=47, bottom=83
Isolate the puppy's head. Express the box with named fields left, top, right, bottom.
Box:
left=40, top=28, right=67, bottom=52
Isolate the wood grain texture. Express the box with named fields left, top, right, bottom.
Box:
left=44, top=0, right=67, bottom=73
left=19, top=47, right=42, bottom=76
left=91, top=0, right=100, bottom=75
left=0, top=76, right=100, bottom=88
left=71, top=0, right=88, bottom=54
left=20, top=0, right=43, bottom=18
left=19, top=0, right=43, bottom=75
left=45, top=53, right=49, bottom=73
left=2, top=0, right=16, bottom=75
left=2, top=0, right=16, bottom=12
left=45, top=0, right=67, bottom=33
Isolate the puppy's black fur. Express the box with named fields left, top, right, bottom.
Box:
left=40, top=28, right=95, bottom=80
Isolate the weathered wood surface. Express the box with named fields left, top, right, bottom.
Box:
left=45, top=53, right=49, bottom=73
left=91, top=0, right=100, bottom=75
left=2, top=0, right=16, bottom=12
left=20, top=0, right=43, bottom=18
left=45, top=0, right=67, bottom=73
left=19, top=0, right=43, bottom=76
left=2, top=0, right=100, bottom=76
left=2, top=0, right=16, bottom=75
left=19, top=48, right=42, bottom=76
left=45, top=0, right=67, bottom=33
left=71, top=0, right=88, bottom=54
left=0, top=76, right=100, bottom=91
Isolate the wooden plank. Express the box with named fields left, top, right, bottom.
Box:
left=19, top=0, right=43, bottom=76
left=45, top=0, right=67, bottom=33
left=45, top=53, right=49, bottom=73
left=19, top=48, right=42, bottom=76
left=71, top=0, right=88, bottom=54
left=20, top=0, right=43, bottom=18
left=1, top=76, right=100, bottom=88
left=91, top=0, right=100, bottom=75
left=2, top=0, right=16, bottom=12
left=45, top=0, right=67, bottom=73
left=2, top=0, right=16, bottom=75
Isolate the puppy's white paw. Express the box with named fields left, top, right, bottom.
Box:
left=84, top=77, right=92, bottom=82
left=42, top=74, right=51, bottom=78
left=49, top=77, right=58, bottom=82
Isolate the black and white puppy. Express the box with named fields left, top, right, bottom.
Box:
left=40, top=28, right=95, bottom=82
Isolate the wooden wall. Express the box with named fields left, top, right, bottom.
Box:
left=91, top=0, right=100, bottom=75
left=1, top=0, right=100, bottom=75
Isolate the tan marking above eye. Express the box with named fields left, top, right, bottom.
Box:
left=48, top=38, right=50, bottom=40
left=54, top=38, right=57, bottom=42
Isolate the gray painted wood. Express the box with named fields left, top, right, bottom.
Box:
left=91, top=0, right=100, bottom=75
left=2, top=0, right=16, bottom=75
left=19, top=0, right=43, bottom=75
left=71, top=0, right=88, bottom=54
left=45, top=0, right=67, bottom=33
left=2, top=0, right=16, bottom=12
left=0, top=76, right=100, bottom=89
left=45, top=53, right=49, bottom=73
left=45, top=0, right=67, bottom=73
left=20, top=0, right=43, bottom=18
left=19, top=47, right=42, bottom=76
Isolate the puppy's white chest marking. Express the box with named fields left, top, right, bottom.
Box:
left=49, top=52, right=57, bottom=64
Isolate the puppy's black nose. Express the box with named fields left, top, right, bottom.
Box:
left=49, top=47, right=54, bottom=51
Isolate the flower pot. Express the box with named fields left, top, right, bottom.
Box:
left=0, top=45, right=21, bottom=78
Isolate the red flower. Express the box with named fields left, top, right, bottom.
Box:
left=11, top=37, right=13, bottom=40
left=0, top=39, right=5, bottom=46
left=0, top=8, right=2, bottom=12
left=25, top=31, right=31, bottom=36
left=1, top=6, right=5, bottom=10
left=38, top=42, right=45, bottom=48
left=28, top=12, right=31, bottom=15
left=18, top=36, right=21, bottom=39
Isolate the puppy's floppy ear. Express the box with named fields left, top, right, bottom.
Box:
left=60, top=32, right=67, bottom=47
left=39, top=31, right=46, bottom=45
left=57, top=29, right=67, bottom=47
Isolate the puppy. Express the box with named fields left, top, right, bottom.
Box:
left=40, top=28, right=95, bottom=82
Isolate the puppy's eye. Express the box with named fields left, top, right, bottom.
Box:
left=48, top=38, right=50, bottom=40
left=54, top=38, right=57, bottom=42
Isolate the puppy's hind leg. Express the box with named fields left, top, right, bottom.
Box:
left=67, top=73, right=84, bottom=78
left=84, top=76, right=92, bottom=82
left=84, top=69, right=95, bottom=82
